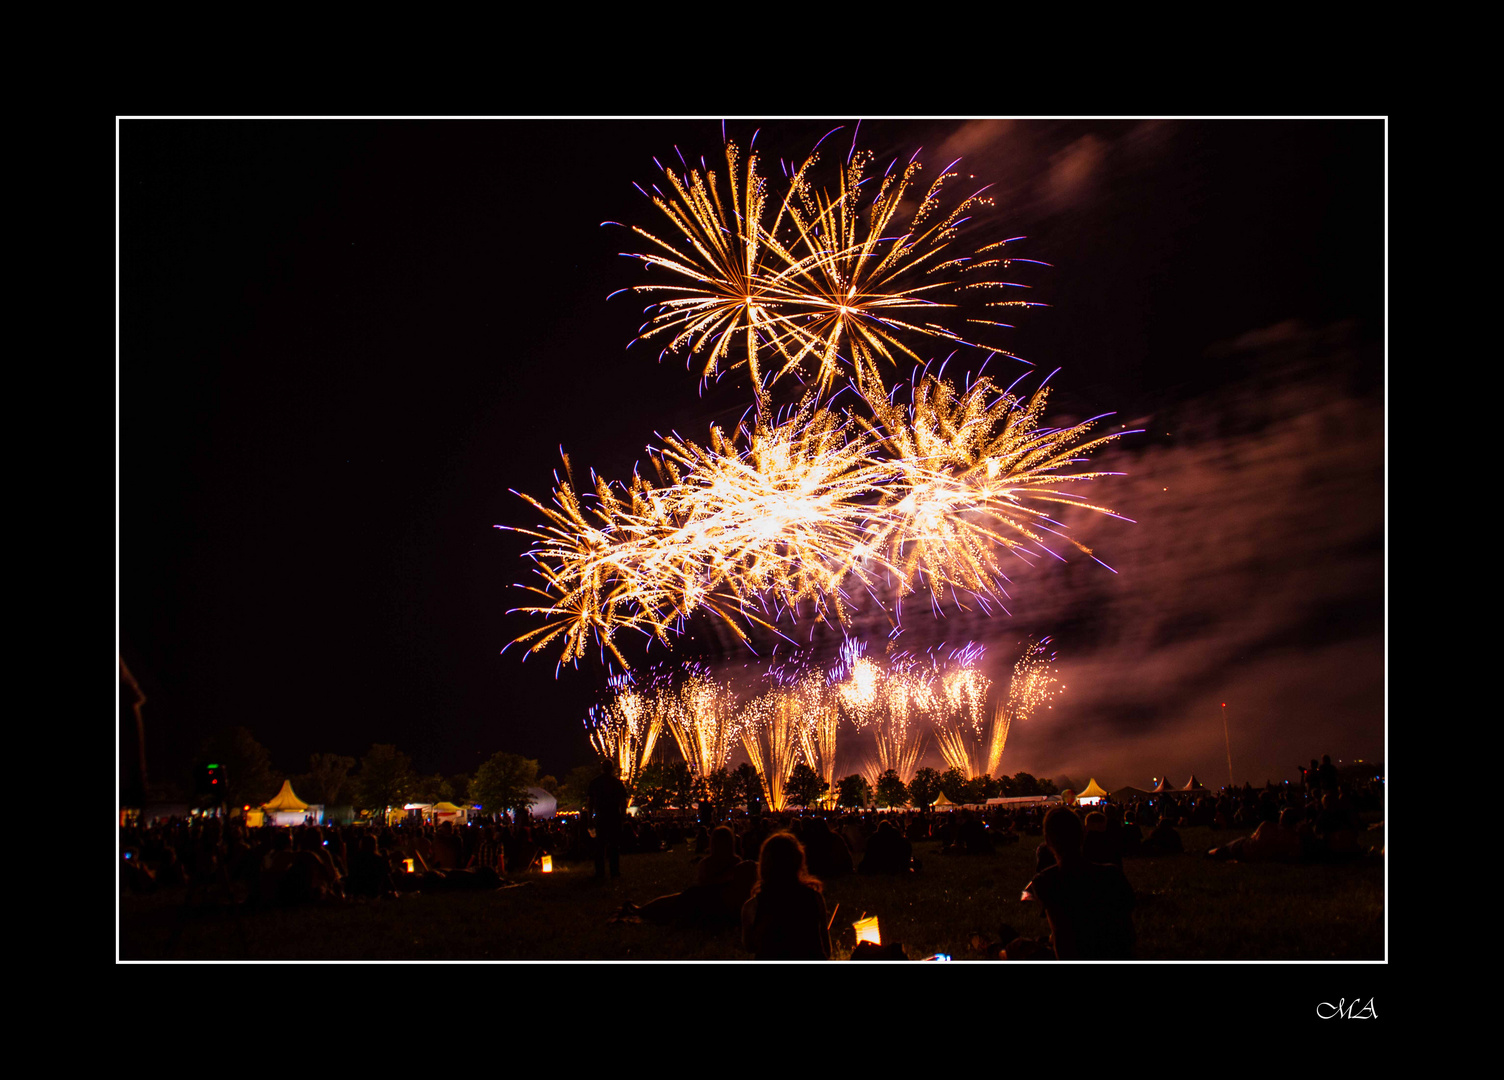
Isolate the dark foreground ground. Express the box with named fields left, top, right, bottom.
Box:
left=119, top=825, right=1384, bottom=961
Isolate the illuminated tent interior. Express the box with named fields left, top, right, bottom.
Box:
left=429, top=801, right=468, bottom=825
left=262, top=780, right=312, bottom=826
left=1078, top=778, right=1109, bottom=804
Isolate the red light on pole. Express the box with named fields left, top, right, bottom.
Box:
left=1221, top=702, right=1233, bottom=788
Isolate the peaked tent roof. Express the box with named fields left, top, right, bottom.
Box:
left=1152, top=777, right=1177, bottom=793
left=262, top=780, right=309, bottom=811
left=933, top=791, right=954, bottom=807
left=1182, top=775, right=1208, bottom=791
left=430, top=801, right=466, bottom=813
left=1079, top=778, right=1109, bottom=799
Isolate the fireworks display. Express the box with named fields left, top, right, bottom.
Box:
left=790, top=669, right=841, bottom=806
left=586, top=670, right=671, bottom=784
left=578, top=633, right=1059, bottom=798
left=616, top=137, right=1044, bottom=407
left=509, top=372, right=1130, bottom=666
left=836, top=641, right=932, bottom=785
left=991, top=637, right=1059, bottom=775
left=739, top=684, right=801, bottom=811
left=511, top=128, right=1120, bottom=789
left=928, top=645, right=996, bottom=779
left=664, top=667, right=749, bottom=779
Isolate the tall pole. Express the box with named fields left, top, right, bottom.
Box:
left=1222, top=702, right=1234, bottom=789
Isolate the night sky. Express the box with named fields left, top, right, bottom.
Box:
left=120, top=118, right=1384, bottom=794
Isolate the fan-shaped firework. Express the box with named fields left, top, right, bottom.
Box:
left=999, top=636, right=1060, bottom=743
left=862, top=373, right=1132, bottom=609
left=740, top=684, right=804, bottom=811
left=508, top=374, right=1131, bottom=666
left=927, top=645, right=995, bottom=779
left=836, top=642, right=932, bottom=785
left=617, top=135, right=1045, bottom=407
left=586, top=670, right=673, bottom=784
left=664, top=667, right=750, bottom=779
left=507, top=400, right=891, bottom=667
left=790, top=670, right=841, bottom=806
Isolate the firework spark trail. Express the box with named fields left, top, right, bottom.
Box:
left=794, top=672, right=842, bottom=807
left=860, top=375, right=1133, bottom=607
left=506, top=132, right=1135, bottom=674
left=740, top=685, right=803, bottom=811
left=586, top=671, right=672, bottom=784
left=617, top=138, right=1045, bottom=408
left=989, top=637, right=1059, bottom=776
left=507, top=400, right=892, bottom=667
left=665, top=669, right=747, bottom=779
left=837, top=645, right=931, bottom=786
left=875, top=660, right=933, bottom=784
left=767, top=658, right=844, bottom=808
left=927, top=648, right=994, bottom=778
left=507, top=375, right=1131, bottom=667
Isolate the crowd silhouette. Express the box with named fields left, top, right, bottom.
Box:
left=121, top=760, right=1382, bottom=960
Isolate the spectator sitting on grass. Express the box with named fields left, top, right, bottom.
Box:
left=741, top=832, right=832, bottom=960
left=1206, top=808, right=1302, bottom=863
left=1314, top=794, right=1360, bottom=860
left=799, top=817, right=854, bottom=879
left=958, top=811, right=994, bottom=855
left=506, top=825, right=541, bottom=873
left=470, top=826, right=506, bottom=878
left=1137, top=814, right=1184, bottom=856
left=615, top=826, right=758, bottom=927
left=1081, top=811, right=1116, bottom=865
left=430, top=822, right=463, bottom=869
left=858, top=820, right=913, bottom=874
left=348, top=834, right=398, bottom=899
left=1021, top=806, right=1136, bottom=959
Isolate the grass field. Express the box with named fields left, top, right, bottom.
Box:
left=118, top=825, right=1384, bottom=961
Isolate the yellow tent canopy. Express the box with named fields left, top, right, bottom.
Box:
left=1079, top=778, right=1109, bottom=800
left=932, top=791, right=955, bottom=809
left=431, top=801, right=466, bottom=813
left=262, top=780, right=309, bottom=812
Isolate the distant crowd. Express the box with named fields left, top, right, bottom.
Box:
left=120, top=753, right=1381, bottom=960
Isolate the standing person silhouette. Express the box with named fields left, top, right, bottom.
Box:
left=588, top=759, right=629, bottom=880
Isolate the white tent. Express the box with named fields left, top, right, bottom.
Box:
left=262, top=780, right=313, bottom=827
left=526, top=787, right=557, bottom=819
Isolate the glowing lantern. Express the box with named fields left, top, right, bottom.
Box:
left=403, top=858, right=415, bottom=873
left=853, top=915, right=881, bottom=947
left=541, top=855, right=554, bottom=873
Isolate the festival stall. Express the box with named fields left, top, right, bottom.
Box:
left=985, top=795, right=1058, bottom=806
left=1078, top=778, right=1109, bottom=805
left=429, top=801, right=468, bottom=826
left=262, top=780, right=313, bottom=826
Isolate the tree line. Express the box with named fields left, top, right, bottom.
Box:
left=623, top=760, right=1059, bottom=813
left=177, top=727, right=1064, bottom=819
left=183, top=727, right=559, bottom=818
